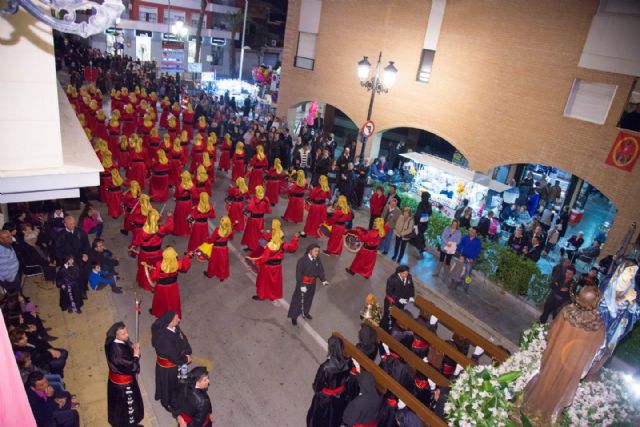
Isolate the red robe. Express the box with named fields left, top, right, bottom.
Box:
left=182, top=110, right=195, bottom=139
left=159, top=101, right=171, bottom=128
left=231, top=150, right=246, bottom=182
left=206, top=146, right=217, bottom=164
left=150, top=256, right=191, bottom=319
left=99, top=167, right=113, bottom=203
left=187, top=206, right=216, bottom=251
left=247, top=156, right=268, bottom=193
left=190, top=144, right=205, bottom=174
left=254, top=237, right=299, bottom=300
left=303, top=187, right=331, bottom=237
left=192, top=179, right=212, bottom=202
left=107, top=124, right=121, bottom=157
left=173, top=185, right=195, bottom=236
left=180, top=139, right=190, bottom=164
left=206, top=228, right=233, bottom=281
left=348, top=226, right=388, bottom=279
left=282, top=183, right=308, bottom=223
left=218, top=143, right=232, bottom=171
left=325, top=209, right=353, bottom=255
left=106, top=183, right=124, bottom=219
left=241, top=197, right=272, bottom=251
left=149, top=162, right=170, bottom=202
left=119, top=145, right=130, bottom=170
left=121, top=111, right=136, bottom=136
left=226, top=187, right=247, bottom=232
left=169, top=149, right=183, bottom=187
left=128, top=151, right=147, bottom=189
left=131, top=218, right=174, bottom=290
left=122, top=192, right=140, bottom=233
left=264, top=168, right=284, bottom=206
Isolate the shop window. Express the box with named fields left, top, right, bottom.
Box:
left=210, top=45, right=224, bottom=66
left=163, top=10, right=186, bottom=26
left=295, top=32, right=316, bottom=70
left=191, top=13, right=207, bottom=29
left=563, top=78, right=617, bottom=125
left=212, top=14, right=231, bottom=30
left=618, top=78, right=640, bottom=132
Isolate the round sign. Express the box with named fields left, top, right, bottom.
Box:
left=361, top=120, right=375, bottom=137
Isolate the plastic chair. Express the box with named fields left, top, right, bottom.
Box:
left=21, top=265, right=44, bottom=287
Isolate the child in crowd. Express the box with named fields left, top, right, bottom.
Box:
left=89, top=262, right=123, bottom=293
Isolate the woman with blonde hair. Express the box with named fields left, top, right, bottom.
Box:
left=183, top=103, right=195, bottom=139
left=121, top=180, right=142, bottom=235
left=128, top=136, right=147, bottom=189
left=225, top=177, right=249, bottom=232
left=192, top=164, right=211, bottom=203
left=205, top=216, right=234, bottom=281
left=118, top=135, right=131, bottom=170
left=206, top=133, right=217, bottom=166
left=282, top=169, right=308, bottom=223
left=218, top=133, right=232, bottom=172
left=173, top=171, right=195, bottom=236
left=106, top=169, right=126, bottom=219
left=324, top=196, right=353, bottom=255
left=99, top=151, right=116, bottom=203
left=169, top=137, right=184, bottom=187
left=247, top=145, right=268, bottom=193
left=149, top=246, right=192, bottom=318
left=189, top=133, right=206, bottom=174
left=130, top=208, right=174, bottom=291
left=345, top=217, right=389, bottom=279
left=231, top=141, right=246, bottom=181
left=265, top=158, right=285, bottom=206
left=188, top=192, right=216, bottom=252
left=301, top=175, right=331, bottom=238
left=241, top=185, right=272, bottom=251
left=150, top=149, right=170, bottom=202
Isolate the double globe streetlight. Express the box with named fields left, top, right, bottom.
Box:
left=356, top=52, right=398, bottom=163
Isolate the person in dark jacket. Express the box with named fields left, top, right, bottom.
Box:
left=25, top=371, right=79, bottom=427
left=342, top=372, right=381, bottom=427
left=54, top=216, right=90, bottom=298
left=381, top=265, right=415, bottom=332
left=412, top=191, right=432, bottom=256
left=175, top=367, right=213, bottom=427
left=288, top=244, right=329, bottom=325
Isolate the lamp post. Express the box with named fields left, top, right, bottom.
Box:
left=238, top=0, right=249, bottom=81
left=356, top=51, right=398, bottom=163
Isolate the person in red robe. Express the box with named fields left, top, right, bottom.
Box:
left=226, top=177, right=249, bottom=232
left=130, top=209, right=174, bottom=291
left=121, top=180, right=141, bottom=235
left=146, top=126, right=162, bottom=168
left=169, top=138, right=184, bottom=188
left=199, top=152, right=215, bottom=184
left=173, top=171, right=196, bottom=237
left=139, top=113, right=154, bottom=147
left=106, top=169, right=126, bottom=219
left=241, top=185, right=272, bottom=251
left=121, top=103, right=137, bottom=137
left=148, top=246, right=192, bottom=319
left=118, top=135, right=131, bottom=171
left=345, top=218, right=389, bottom=279
left=301, top=175, right=331, bottom=238
left=189, top=134, right=206, bottom=174
left=150, top=150, right=170, bottom=202
left=179, top=129, right=190, bottom=164
left=128, top=137, right=147, bottom=189
left=265, top=158, right=285, bottom=206
left=106, top=116, right=121, bottom=157
left=282, top=169, right=308, bottom=223
left=252, top=220, right=299, bottom=301
left=167, top=116, right=181, bottom=144
left=218, top=133, right=232, bottom=172
left=204, top=216, right=233, bottom=281
left=187, top=192, right=216, bottom=252
left=324, top=196, right=353, bottom=255
left=231, top=142, right=246, bottom=182
left=368, top=186, right=388, bottom=230
left=182, top=103, right=195, bottom=139
left=159, top=96, right=171, bottom=128
left=99, top=153, right=115, bottom=203
left=192, top=165, right=211, bottom=202
left=195, top=115, right=208, bottom=135
left=247, top=145, right=268, bottom=193
left=206, top=134, right=217, bottom=167
left=94, top=109, right=108, bottom=140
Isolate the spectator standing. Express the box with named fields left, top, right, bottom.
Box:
left=540, top=266, right=576, bottom=323
left=391, top=207, right=415, bottom=263
left=412, top=191, right=432, bottom=257
left=379, top=198, right=401, bottom=255
left=451, top=227, right=483, bottom=293
left=433, top=219, right=462, bottom=278
left=368, top=186, right=387, bottom=230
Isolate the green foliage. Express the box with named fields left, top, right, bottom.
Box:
left=425, top=211, right=451, bottom=247
left=615, top=325, right=640, bottom=367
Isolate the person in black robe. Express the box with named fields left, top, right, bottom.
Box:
left=377, top=347, right=413, bottom=427
left=105, top=322, right=144, bottom=427
left=175, top=366, right=213, bottom=427
left=54, top=215, right=90, bottom=297
left=151, top=310, right=192, bottom=414
left=381, top=265, right=415, bottom=332
left=412, top=370, right=432, bottom=408
left=412, top=191, right=432, bottom=256
left=343, top=372, right=381, bottom=427
left=288, top=244, right=329, bottom=325
left=306, top=336, right=350, bottom=427
left=356, top=323, right=378, bottom=360
left=395, top=405, right=423, bottom=427
left=55, top=255, right=83, bottom=314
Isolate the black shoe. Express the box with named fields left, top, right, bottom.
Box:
left=391, top=257, right=397, bottom=262
left=322, top=250, right=332, bottom=256
left=148, top=308, right=153, bottom=314
left=300, top=232, right=307, bottom=238
left=345, top=268, right=355, bottom=275
left=243, top=247, right=252, bottom=252
left=203, top=271, right=213, bottom=278
left=120, top=229, right=128, bottom=236
left=44, top=335, right=58, bottom=342
left=67, top=309, right=73, bottom=313
left=251, top=295, right=262, bottom=301
left=111, top=286, right=123, bottom=294
left=76, top=309, right=82, bottom=314
left=291, top=317, right=298, bottom=326
left=303, top=313, right=313, bottom=320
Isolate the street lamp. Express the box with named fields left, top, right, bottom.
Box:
left=172, top=19, right=188, bottom=39
left=357, top=52, right=397, bottom=163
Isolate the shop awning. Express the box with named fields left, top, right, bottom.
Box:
left=400, top=152, right=512, bottom=193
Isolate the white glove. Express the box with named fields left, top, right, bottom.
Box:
left=409, top=297, right=414, bottom=303
left=399, top=298, right=408, bottom=305
left=473, top=346, right=485, bottom=356
left=352, top=358, right=361, bottom=373
left=428, top=379, right=436, bottom=390
left=413, top=225, right=418, bottom=234
left=382, top=343, right=390, bottom=355
left=429, top=315, right=439, bottom=325
left=454, top=364, right=464, bottom=376
left=422, top=356, right=429, bottom=364
left=321, top=281, right=329, bottom=287
left=397, top=399, right=406, bottom=410
left=300, top=286, right=307, bottom=293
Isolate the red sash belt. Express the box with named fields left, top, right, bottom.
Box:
left=109, top=370, right=133, bottom=385
left=180, top=412, right=212, bottom=425
left=442, top=363, right=455, bottom=375
left=354, top=420, right=377, bottom=427
left=386, top=398, right=398, bottom=408
left=156, top=356, right=177, bottom=368
left=412, top=337, right=429, bottom=349
left=415, top=378, right=429, bottom=390
left=321, top=385, right=345, bottom=396
left=302, top=276, right=315, bottom=285
left=385, top=295, right=394, bottom=303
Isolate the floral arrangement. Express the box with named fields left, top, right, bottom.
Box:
left=445, top=323, right=639, bottom=426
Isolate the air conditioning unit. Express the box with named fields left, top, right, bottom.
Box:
left=270, top=39, right=277, bottom=47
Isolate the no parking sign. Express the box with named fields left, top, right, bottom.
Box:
left=361, top=120, right=375, bottom=137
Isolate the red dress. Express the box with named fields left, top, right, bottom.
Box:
left=206, top=228, right=233, bottom=281
left=241, top=197, right=272, bottom=251
left=128, top=151, right=147, bottom=189
left=192, top=179, right=211, bottom=202
left=159, top=100, right=171, bottom=128
left=264, top=168, right=284, bottom=206
left=187, top=207, right=216, bottom=251
left=303, top=187, right=331, bottom=237
left=122, top=192, right=140, bottom=233
left=119, top=144, right=130, bottom=170
left=231, top=150, right=246, bottom=182
left=107, top=123, right=121, bottom=156
left=173, top=185, right=195, bottom=236
left=131, top=218, right=174, bottom=290
left=254, top=237, right=299, bottom=300
left=150, top=256, right=191, bottom=319
left=325, top=209, right=353, bottom=255
left=247, top=156, right=268, bottom=193
left=226, top=187, right=247, bottom=232
left=282, top=183, right=308, bottom=223
left=182, top=110, right=195, bottom=139
left=149, top=162, right=170, bottom=202
left=169, top=149, right=183, bottom=187
left=348, top=226, right=388, bottom=279
left=99, top=167, right=113, bottom=203
left=218, top=143, right=232, bottom=171
left=106, top=183, right=124, bottom=219
left=190, top=144, right=205, bottom=174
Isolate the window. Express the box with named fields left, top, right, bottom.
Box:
left=136, top=36, right=151, bottom=61
left=191, top=13, right=207, bottom=29
left=416, top=49, right=435, bottom=83
left=564, top=79, right=617, bottom=125
left=212, top=14, right=230, bottom=30
left=210, top=45, right=224, bottom=66
left=618, top=78, right=640, bottom=132
left=139, top=6, right=157, bottom=23
left=295, top=32, right=317, bottom=70
left=163, top=10, right=186, bottom=26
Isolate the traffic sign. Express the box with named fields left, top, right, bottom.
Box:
left=361, top=120, right=375, bottom=137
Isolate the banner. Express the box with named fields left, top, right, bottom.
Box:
left=605, top=130, right=640, bottom=172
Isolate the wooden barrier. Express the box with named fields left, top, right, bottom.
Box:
left=365, top=320, right=450, bottom=388
left=415, top=295, right=510, bottom=363
left=332, top=332, right=448, bottom=427
left=390, top=306, right=475, bottom=368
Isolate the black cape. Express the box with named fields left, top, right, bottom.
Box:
left=105, top=340, right=143, bottom=426
left=342, top=372, right=381, bottom=426
left=175, top=386, right=213, bottom=427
